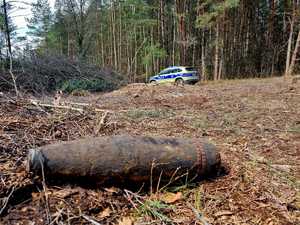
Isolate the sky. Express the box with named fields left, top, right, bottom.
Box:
left=10, top=0, right=56, bottom=37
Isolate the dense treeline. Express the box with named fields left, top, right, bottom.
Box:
left=1, top=0, right=300, bottom=83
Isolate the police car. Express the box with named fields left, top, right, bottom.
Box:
left=149, top=66, right=200, bottom=85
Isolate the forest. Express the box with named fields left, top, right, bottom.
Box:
left=0, top=1, right=300, bottom=225
left=0, top=0, right=300, bottom=89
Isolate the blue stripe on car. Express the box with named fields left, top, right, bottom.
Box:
left=150, top=72, right=198, bottom=81
left=182, top=73, right=195, bottom=77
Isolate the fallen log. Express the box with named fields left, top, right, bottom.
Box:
left=27, top=135, right=221, bottom=184
left=30, top=100, right=84, bottom=112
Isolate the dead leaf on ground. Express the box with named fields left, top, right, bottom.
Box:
left=214, top=210, right=234, bottom=217
left=31, top=192, right=41, bottom=201
left=21, top=206, right=36, bottom=213
left=31, top=191, right=52, bottom=200
left=104, top=187, right=121, bottom=194
left=99, top=207, right=111, bottom=218
left=117, top=217, right=134, bottom=225
left=161, top=192, right=183, bottom=204
left=52, top=189, right=79, bottom=199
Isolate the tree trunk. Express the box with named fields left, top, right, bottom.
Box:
left=160, top=0, right=165, bottom=66
left=214, top=23, right=219, bottom=81
left=3, top=0, right=12, bottom=59
left=288, top=30, right=300, bottom=76
left=172, top=7, right=176, bottom=65
left=201, top=30, right=206, bottom=80
left=176, top=0, right=186, bottom=65
left=125, top=23, right=131, bottom=76
left=101, top=24, right=104, bottom=67
left=218, top=56, right=223, bottom=80
left=112, top=3, right=118, bottom=69
left=118, top=2, right=122, bottom=71
left=285, top=17, right=294, bottom=77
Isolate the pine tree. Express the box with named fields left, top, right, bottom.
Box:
left=26, top=0, right=52, bottom=48
left=196, top=0, right=239, bottom=80
left=142, top=43, right=166, bottom=81
left=0, top=9, right=6, bottom=58
left=0, top=0, right=16, bottom=58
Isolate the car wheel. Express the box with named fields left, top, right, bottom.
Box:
left=150, top=80, right=157, bottom=85
left=175, top=78, right=184, bottom=86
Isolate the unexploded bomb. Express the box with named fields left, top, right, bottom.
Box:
left=27, top=135, right=221, bottom=184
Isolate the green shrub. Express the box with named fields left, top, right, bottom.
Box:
left=59, top=78, right=115, bottom=93
left=136, top=199, right=174, bottom=222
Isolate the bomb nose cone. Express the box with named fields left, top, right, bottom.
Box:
left=26, top=148, right=44, bottom=173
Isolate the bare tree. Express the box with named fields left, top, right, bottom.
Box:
left=3, top=0, right=12, bottom=57
left=2, top=0, right=19, bottom=96
left=287, top=30, right=300, bottom=76
left=285, top=1, right=300, bottom=77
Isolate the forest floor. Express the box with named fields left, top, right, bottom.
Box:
left=0, top=77, right=299, bottom=225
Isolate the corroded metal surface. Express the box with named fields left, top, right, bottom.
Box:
left=27, top=135, right=221, bottom=183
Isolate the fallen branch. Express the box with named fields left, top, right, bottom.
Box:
left=8, top=52, right=19, bottom=98
left=0, top=186, right=15, bottom=216
left=30, top=100, right=84, bottom=112
left=0, top=92, right=16, bottom=103
left=40, top=155, right=51, bottom=224
left=30, top=99, right=135, bottom=114
left=188, top=203, right=211, bottom=225
left=64, top=101, right=90, bottom=107
left=94, top=111, right=111, bottom=135
left=81, top=214, right=102, bottom=225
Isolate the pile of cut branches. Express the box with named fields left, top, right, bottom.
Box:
left=0, top=54, right=127, bottom=94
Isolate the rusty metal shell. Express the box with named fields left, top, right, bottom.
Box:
left=27, top=135, right=221, bottom=183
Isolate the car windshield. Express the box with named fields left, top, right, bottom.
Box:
left=159, top=69, right=170, bottom=75
left=159, top=68, right=182, bottom=75
left=185, top=67, right=196, bottom=71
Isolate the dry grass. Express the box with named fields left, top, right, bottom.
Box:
left=0, top=77, right=299, bottom=224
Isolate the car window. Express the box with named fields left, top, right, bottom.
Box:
left=159, top=69, right=171, bottom=75
left=167, top=68, right=182, bottom=74
left=185, top=67, right=196, bottom=71
left=173, top=69, right=182, bottom=73
left=167, top=69, right=176, bottom=74
left=159, top=68, right=182, bottom=75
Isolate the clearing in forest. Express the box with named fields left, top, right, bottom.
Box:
left=0, top=78, right=299, bottom=224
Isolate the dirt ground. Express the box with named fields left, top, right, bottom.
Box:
left=0, top=77, right=299, bottom=225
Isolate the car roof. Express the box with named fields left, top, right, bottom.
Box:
left=161, top=66, right=191, bottom=71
